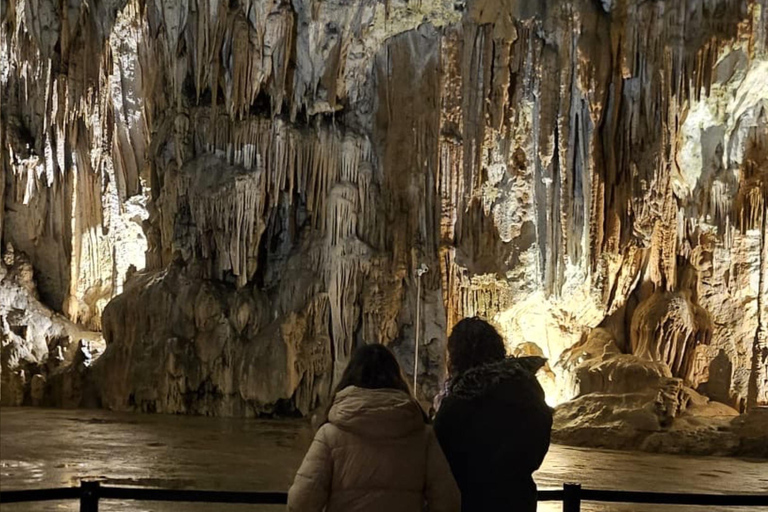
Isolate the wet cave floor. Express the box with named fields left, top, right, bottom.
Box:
left=1, top=408, right=766, bottom=512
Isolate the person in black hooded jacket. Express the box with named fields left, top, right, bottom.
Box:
left=433, top=317, right=553, bottom=512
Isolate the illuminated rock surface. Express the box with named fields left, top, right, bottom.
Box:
left=0, top=246, right=104, bottom=407
left=1, top=0, right=767, bottom=453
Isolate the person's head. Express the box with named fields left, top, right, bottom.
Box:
left=447, top=317, right=506, bottom=376
left=334, top=343, right=411, bottom=396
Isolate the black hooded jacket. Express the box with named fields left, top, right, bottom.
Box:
left=433, top=357, right=553, bottom=512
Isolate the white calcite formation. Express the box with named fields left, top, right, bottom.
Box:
left=0, top=245, right=104, bottom=407
left=1, top=0, right=767, bottom=452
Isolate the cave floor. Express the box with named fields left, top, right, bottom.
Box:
left=1, top=407, right=766, bottom=512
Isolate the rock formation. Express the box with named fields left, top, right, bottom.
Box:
left=0, top=245, right=104, bottom=407
left=1, top=0, right=767, bottom=453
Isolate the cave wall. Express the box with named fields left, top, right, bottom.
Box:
left=2, top=0, right=767, bottom=415
left=436, top=0, right=768, bottom=411
left=1, top=0, right=148, bottom=331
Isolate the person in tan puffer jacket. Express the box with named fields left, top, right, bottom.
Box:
left=287, top=344, right=460, bottom=512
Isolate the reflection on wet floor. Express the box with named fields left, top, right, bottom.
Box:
left=1, top=408, right=766, bottom=512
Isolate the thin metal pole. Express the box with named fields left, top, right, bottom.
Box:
left=413, top=273, right=422, bottom=394
left=80, top=481, right=100, bottom=512
left=563, top=483, right=582, bottom=512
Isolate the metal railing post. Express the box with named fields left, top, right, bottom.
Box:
left=80, top=481, right=100, bottom=512
left=563, top=483, right=582, bottom=512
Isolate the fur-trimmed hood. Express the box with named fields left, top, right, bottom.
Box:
left=446, top=356, right=546, bottom=401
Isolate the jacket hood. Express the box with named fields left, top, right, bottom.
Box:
left=328, top=386, right=426, bottom=438
left=447, top=356, right=546, bottom=401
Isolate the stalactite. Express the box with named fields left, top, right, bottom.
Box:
left=3, top=0, right=767, bottom=420
left=179, top=159, right=266, bottom=287
left=2, top=0, right=148, bottom=324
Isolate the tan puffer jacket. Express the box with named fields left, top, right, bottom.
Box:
left=287, top=386, right=460, bottom=512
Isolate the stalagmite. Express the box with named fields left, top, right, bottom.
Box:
left=630, top=291, right=713, bottom=386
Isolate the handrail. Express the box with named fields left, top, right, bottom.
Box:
left=1, top=481, right=767, bottom=511
left=0, top=487, right=81, bottom=503
left=579, top=488, right=768, bottom=506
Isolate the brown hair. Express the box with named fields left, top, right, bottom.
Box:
left=334, top=343, right=412, bottom=395
left=320, top=344, right=425, bottom=425
left=447, top=317, right=506, bottom=376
